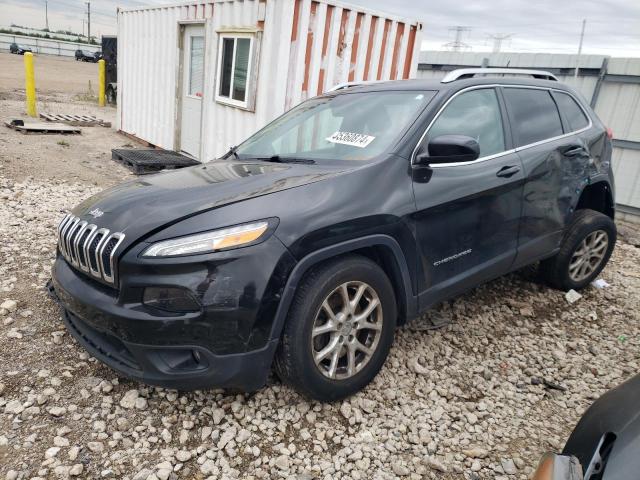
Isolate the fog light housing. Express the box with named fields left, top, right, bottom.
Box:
left=142, top=287, right=200, bottom=313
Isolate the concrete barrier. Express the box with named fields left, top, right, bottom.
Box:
left=1, top=33, right=100, bottom=58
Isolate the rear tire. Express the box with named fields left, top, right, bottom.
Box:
left=540, top=209, right=616, bottom=291
left=274, top=255, right=397, bottom=401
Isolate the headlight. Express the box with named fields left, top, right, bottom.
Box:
left=142, top=221, right=271, bottom=257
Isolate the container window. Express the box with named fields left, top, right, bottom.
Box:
left=219, top=38, right=234, bottom=98
left=216, top=34, right=254, bottom=109
left=189, top=36, right=204, bottom=97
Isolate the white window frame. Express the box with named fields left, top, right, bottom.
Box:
left=215, top=32, right=254, bottom=109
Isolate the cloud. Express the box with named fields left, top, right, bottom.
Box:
left=1, top=0, right=638, bottom=56
left=357, top=0, right=640, bottom=56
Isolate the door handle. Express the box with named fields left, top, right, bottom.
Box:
left=496, top=165, right=520, bottom=178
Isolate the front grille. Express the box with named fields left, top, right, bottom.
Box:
left=57, top=214, right=125, bottom=285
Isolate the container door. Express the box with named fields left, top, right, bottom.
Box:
left=180, top=25, right=205, bottom=158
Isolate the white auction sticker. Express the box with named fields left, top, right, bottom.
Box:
left=326, top=131, right=376, bottom=148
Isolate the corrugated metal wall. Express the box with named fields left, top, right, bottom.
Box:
left=118, top=5, right=187, bottom=151
left=284, top=0, right=420, bottom=109
left=416, top=51, right=640, bottom=221
left=117, top=0, right=421, bottom=160
left=416, top=51, right=605, bottom=99
left=606, top=58, right=640, bottom=214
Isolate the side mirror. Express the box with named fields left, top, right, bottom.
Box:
left=414, top=134, right=480, bottom=165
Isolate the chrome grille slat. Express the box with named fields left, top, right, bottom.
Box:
left=90, top=229, right=111, bottom=278
left=69, top=221, right=88, bottom=267
left=56, top=214, right=125, bottom=286
left=63, top=218, right=81, bottom=259
left=77, top=224, right=97, bottom=271
left=60, top=216, right=78, bottom=257
left=57, top=214, right=72, bottom=254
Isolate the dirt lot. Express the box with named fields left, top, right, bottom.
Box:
left=1, top=55, right=640, bottom=480
left=0, top=52, right=100, bottom=95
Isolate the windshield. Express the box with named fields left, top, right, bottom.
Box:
left=235, top=90, right=435, bottom=161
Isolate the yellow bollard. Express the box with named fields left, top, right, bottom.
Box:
left=98, top=59, right=106, bottom=107
left=24, top=52, right=37, bottom=117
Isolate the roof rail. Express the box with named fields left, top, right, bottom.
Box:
left=326, top=80, right=388, bottom=92
left=441, top=68, right=558, bottom=83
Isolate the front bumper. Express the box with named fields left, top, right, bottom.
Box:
left=48, top=279, right=278, bottom=391
left=47, top=236, right=296, bottom=391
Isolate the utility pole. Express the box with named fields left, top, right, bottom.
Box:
left=488, top=33, right=513, bottom=53
left=443, top=26, right=471, bottom=52
left=45, top=1, right=49, bottom=31
left=86, top=2, right=91, bottom=43
left=575, top=19, right=586, bottom=78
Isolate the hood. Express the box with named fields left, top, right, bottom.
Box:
left=71, top=159, right=350, bottom=246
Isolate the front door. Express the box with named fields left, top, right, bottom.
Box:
left=180, top=25, right=205, bottom=158
left=411, top=87, right=524, bottom=309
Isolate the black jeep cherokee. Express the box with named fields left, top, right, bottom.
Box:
left=49, top=68, right=616, bottom=401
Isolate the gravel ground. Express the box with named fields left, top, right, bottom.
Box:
left=1, top=94, right=640, bottom=480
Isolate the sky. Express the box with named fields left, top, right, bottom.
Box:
left=2, top=0, right=639, bottom=57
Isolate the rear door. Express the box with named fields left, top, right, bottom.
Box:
left=503, top=86, right=594, bottom=267
left=411, top=87, right=524, bottom=309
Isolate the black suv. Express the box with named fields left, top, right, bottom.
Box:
left=9, top=42, right=32, bottom=55
left=48, top=69, right=616, bottom=401
left=75, top=49, right=100, bottom=62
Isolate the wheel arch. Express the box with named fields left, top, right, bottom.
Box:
left=269, top=235, right=417, bottom=343
left=576, top=181, right=615, bottom=219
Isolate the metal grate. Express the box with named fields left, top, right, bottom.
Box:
left=57, top=214, right=125, bottom=285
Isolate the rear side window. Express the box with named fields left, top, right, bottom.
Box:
left=503, top=88, right=563, bottom=147
left=554, top=92, right=590, bottom=132
left=427, top=88, right=505, bottom=158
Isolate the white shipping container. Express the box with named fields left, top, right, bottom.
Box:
left=117, top=0, right=422, bottom=160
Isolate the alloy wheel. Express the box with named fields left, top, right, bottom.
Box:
left=569, top=229, right=609, bottom=282
left=311, top=281, right=383, bottom=380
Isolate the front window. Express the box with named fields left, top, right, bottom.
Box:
left=215, top=34, right=253, bottom=108
left=427, top=88, right=505, bottom=158
left=235, top=91, right=434, bottom=161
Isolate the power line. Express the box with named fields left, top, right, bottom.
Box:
left=86, top=1, right=90, bottom=42
left=575, top=19, right=586, bottom=77
left=487, top=33, right=513, bottom=53
left=443, top=26, right=472, bottom=52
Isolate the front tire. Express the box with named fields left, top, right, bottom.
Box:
left=540, top=209, right=616, bottom=291
left=274, top=255, right=397, bottom=401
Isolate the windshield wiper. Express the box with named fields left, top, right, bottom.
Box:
left=252, top=155, right=315, bottom=164
left=224, top=145, right=240, bottom=159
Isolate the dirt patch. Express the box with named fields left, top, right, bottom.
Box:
left=0, top=94, right=132, bottom=185
left=0, top=52, right=100, bottom=95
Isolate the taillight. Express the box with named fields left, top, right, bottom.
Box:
left=606, top=127, right=613, bottom=139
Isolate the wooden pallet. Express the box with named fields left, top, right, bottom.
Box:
left=40, top=113, right=111, bottom=128
left=4, top=119, right=81, bottom=135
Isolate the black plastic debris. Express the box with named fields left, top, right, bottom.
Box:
left=111, top=149, right=200, bottom=175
